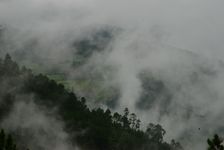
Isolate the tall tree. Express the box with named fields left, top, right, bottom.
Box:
left=146, top=123, right=166, bottom=143
left=122, top=108, right=130, bottom=129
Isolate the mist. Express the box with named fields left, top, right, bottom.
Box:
left=1, top=97, right=78, bottom=150
left=1, top=0, right=224, bottom=149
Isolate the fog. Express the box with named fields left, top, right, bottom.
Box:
left=1, top=0, right=224, bottom=149
left=1, top=97, right=78, bottom=150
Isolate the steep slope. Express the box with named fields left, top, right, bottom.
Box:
left=0, top=54, right=182, bottom=150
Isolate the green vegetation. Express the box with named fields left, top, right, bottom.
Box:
left=207, top=134, right=224, bottom=150
left=1, top=53, right=223, bottom=150
left=0, top=54, right=183, bottom=150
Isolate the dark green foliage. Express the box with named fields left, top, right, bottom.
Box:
left=0, top=129, right=28, bottom=150
left=207, top=134, right=224, bottom=150
left=0, top=54, right=183, bottom=150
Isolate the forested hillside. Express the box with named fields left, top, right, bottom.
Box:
left=0, top=54, right=183, bottom=150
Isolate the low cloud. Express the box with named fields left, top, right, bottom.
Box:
left=1, top=96, right=79, bottom=150
left=1, top=0, right=224, bottom=149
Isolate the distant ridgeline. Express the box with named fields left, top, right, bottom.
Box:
left=0, top=54, right=184, bottom=150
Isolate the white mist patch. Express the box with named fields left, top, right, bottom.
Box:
left=1, top=98, right=79, bottom=150
left=105, top=30, right=224, bottom=150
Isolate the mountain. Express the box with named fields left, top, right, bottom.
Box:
left=0, top=54, right=182, bottom=150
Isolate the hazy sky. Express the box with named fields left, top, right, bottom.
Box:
left=0, top=0, right=224, bottom=58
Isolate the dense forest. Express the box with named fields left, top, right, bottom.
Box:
left=0, top=54, right=186, bottom=150
left=0, top=53, right=223, bottom=150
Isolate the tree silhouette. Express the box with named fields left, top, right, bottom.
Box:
left=146, top=123, right=166, bottom=143
left=0, top=129, right=5, bottom=150
left=207, top=134, right=224, bottom=150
